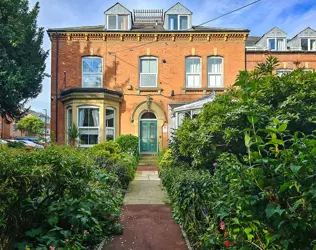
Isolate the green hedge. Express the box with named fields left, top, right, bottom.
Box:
left=0, top=146, right=123, bottom=250
left=160, top=59, right=316, bottom=249
left=116, top=134, right=139, bottom=159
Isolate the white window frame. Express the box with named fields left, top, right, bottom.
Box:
left=106, top=14, right=129, bottom=30
left=139, top=56, right=158, bottom=88
left=168, top=14, right=189, bottom=30
left=276, top=69, right=292, bottom=76
left=66, top=107, right=72, bottom=144
left=185, top=57, right=201, bottom=88
left=82, top=57, right=103, bottom=88
left=105, top=107, right=116, bottom=141
left=267, top=38, right=286, bottom=51
left=77, top=106, right=100, bottom=147
left=300, top=38, right=316, bottom=51
left=207, top=56, right=224, bottom=88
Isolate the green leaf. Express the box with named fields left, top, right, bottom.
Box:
left=280, top=182, right=291, bottom=192
left=47, top=214, right=59, bottom=226
left=25, top=227, right=43, bottom=237
left=290, top=165, right=302, bottom=174
left=244, top=227, right=254, bottom=241
left=265, top=204, right=285, bottom=218
left=278, top=123, right=287, bottom=132
left=247, top=115, right=259, bottom=124
left=244, top=133, right=251, bottom=148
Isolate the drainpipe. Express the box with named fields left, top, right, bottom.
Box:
left=55, top=32, right=59, bottom=143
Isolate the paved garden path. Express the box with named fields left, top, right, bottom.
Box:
left=104, top=166, right=187, bottom=250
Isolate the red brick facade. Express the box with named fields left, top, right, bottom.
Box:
left=49, top=33, right=247, bottom=148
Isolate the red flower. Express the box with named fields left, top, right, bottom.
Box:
left=213, top=162, right=217, bottom=167
left=109, top=216, right=114, bottom=220
left=83, top=229, right=89, bottom=235
left=104, top=215, right=107, bottom=219
left=224, top=240, right=230, bottom=248
left=71, top=224, right=74, bottom=229
left=112, top=191, right=116, bottom=195
left=220, top=221, right=226, bottom=231
left=49, top=247, right=55, bottom=250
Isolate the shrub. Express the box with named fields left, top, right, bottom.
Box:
left=0, top=146, right=123, bottom=250
left=89, top=141, right=136, bottom=188
left=116, top=134, right=139, bottom=157
left=7, top=141, right=26, bottom=149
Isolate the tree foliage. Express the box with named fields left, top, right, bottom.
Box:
left=16, top=116, right=44, bottom=135
left=0, top=0, right=48, bottom=122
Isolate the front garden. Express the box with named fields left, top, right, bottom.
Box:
left=0, top=135, right=138, bottom=250
left=159, top=57, right=316, bottom=249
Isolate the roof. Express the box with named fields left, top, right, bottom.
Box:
left=165, top=2, right=192, bottom=14
left=47, top=24, right=249, bottom=33
left=60, top=88, right=123, bottom=97
left=104, top=2, right=132, bottom=14
left=246, top=36, right=261, bottom=46
left=173, top=92, right=216, bottom=112
left=288, top=26, right=316, bottom=41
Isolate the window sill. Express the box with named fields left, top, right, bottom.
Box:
left=136, top=87, right=162, bottom=94
left=181, top=87, right=225, bottom=94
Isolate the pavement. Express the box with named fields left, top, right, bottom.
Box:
left=103, top=166, right=187, bottom=250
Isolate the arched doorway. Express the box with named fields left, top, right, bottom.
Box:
left=139, top=112, right=158, bottom=153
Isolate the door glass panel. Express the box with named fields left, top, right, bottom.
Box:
left=142, top=123, right=147, bottom=138
left=150, top=123, right=155, bottom=139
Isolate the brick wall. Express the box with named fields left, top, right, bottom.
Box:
left=50, top=37, right=246, bottom=145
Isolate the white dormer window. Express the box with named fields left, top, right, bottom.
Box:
left=301, top=38, right=316, bottom=51
left=107, top=14, right=128, bottom=30
left=168, top=15, right=189, bottom=30
left=268, top=38, right=286, bottom=51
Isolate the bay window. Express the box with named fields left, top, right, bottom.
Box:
left=106, top=108, right=115, bottom=141
left=82, top=57, right=102, bottom=87
left=78, top=107, right=100, bottom=146
left=268, top=38, right=285, bottom=51
left=208, top=57, right=223, bottom=88
left=140, top=57, right=158, bottom=87
left=186, top=57, right=201, bottom=88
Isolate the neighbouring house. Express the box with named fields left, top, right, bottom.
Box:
left=246, top=26, right=316, bottom=75
left=0, top=111, right=51, bottom=140
left=47, top=2, right=249, bottom=152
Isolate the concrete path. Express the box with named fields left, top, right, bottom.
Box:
left=104, top=166, right=187, bottom=250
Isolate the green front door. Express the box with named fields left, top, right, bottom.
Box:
left=140, top=120, right=158, bottom=153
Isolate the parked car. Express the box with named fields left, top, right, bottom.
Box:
left=20, top=140, right=44, bottom=149
left=0, top=139, right=8, bottom=144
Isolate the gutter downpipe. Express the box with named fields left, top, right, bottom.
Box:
left=55, top=32, right=59, bottom=143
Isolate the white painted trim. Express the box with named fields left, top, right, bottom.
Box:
left=106, top=14, right=130, bottom=30
left=207, top=56, right=224, bottom=88
left=105, top=107, right=116, bottom=141
left=267, top=38, right=286, bottom=51
left=139, top=56, right=158, bottom=88
left=300, top=38, right=316, bottom=51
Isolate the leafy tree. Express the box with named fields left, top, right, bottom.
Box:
left=17, top=116, right=44, bottom=136
left=0, top=0, right=48, bottom=122
left=255, top=55, right=280, bottom=76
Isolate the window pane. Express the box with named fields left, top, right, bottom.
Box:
left=276, top=39, right=284, bottom=51
left=118, top=15, right=128, bottom=30
left=186, top=74, right=200, bottom=88
left=83, top=58, right=102, bottom=73
left=106, top=109, right=115, bottom=128
left=106, top=128, right=115, bottom=141
left=180, top=16, right=188, bottom=30
left=67, top=109, right=72, bottom=130
left=140, top=58, right=157, bottom=73
left=186, top=58, right=201, bottom=73
left=310, top=39, right=316, bottom=50
left=168, top=15, right=178, bottom=30
left=269, top=39, right=275, bottom=50
left=108, top=15, right=117, bottom=29
left=78, top=108, right=99, bottom=127
left=79, top=128, right=99, bottom=145
left=208, top=57, right=222, bottom=73
left=140, top=74, right=157, bottom=87
left=208, top=74, right=222, bottom=87
left=82, top=75, right=102, bottom=87
left=301, top=39, right=308, bottom=50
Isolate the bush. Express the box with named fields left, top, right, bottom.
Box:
left=7, top=141, right=26, bottom=149
left=116, top=134, right=139, bottom=157
left=89, top=141, right=137, bottom=188
left=161, top=58, right=316, bottom=249
left=0, top=146, right=123, bottom=250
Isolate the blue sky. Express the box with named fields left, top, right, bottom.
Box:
left=28, top=0, right=316, bottom=115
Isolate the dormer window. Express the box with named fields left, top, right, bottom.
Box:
left=107, top=14, right=128, bottom=30
left=168, top=15, right=188, bottom=30
left=301, top=38, right=316, bottom=51
left=268, top=38, right=286, bottom=51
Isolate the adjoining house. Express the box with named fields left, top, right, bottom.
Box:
left=47, top=2, right=249, bottom=153
left=246, top=26, right=316, bottom=75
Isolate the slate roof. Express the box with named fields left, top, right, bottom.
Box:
left=246, top=36, right=261, bottom=46
left=60, top=88, right=123, bottom=97
left=47, top=24, right=249, bottom=33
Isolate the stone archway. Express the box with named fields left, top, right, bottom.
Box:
left=131, top=97, right=166, bottom=153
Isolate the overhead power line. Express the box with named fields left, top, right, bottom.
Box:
left=111, top=0, right=261, bottom=53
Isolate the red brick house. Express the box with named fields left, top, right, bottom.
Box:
left=47, top=2, right=249, bottom=152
